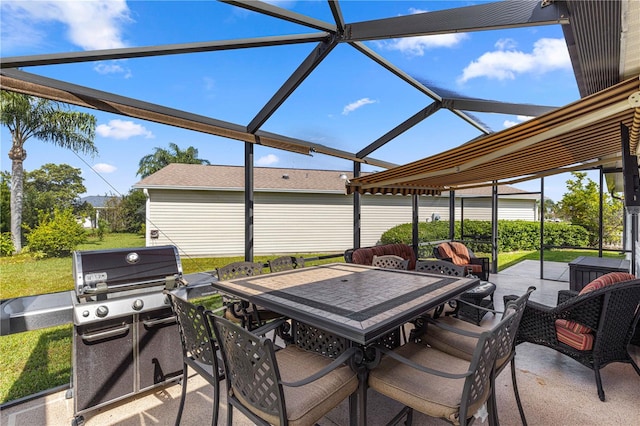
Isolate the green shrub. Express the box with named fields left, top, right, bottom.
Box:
left=24, top=208, right=87, bottom=257
left=0, top=232, right=14, bottom=256
left=381, top=220, right=590, bottom=254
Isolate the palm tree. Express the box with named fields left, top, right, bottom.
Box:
left=137, top=142, right=210, bottom=178
left=0, top=90, right=97, bottom=253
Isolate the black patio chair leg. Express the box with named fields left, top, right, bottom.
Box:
left=212, top=375, right=220, bottom=426
left=175, top=364, right=188, bottom=426
left=227, top=402, right=233, bottom=426
left=594, top=366, right=606, bottom=401
left=510, top=360, right=527, bottom=426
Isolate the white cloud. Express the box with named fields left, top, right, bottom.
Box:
left=93, top=163, right=117, bottom=173
left=256, top=154, right=279, bottom=166
left=376, top=7, right=467, bottom=56
left=380, top=33, right=468, bottom=56
left=458, top=38, right=571, bottom=84
left=503, top=115, right=534, bottom=128
left=203, top=77, right=215, bottom=91
left=342, top=98, right=377, bottom=115
left=94, top=62, right=132, bottom=78
left=1, top=0, right=131, bottom=51
left=96, top=120, right=154, bottom=140
left=495, top=38, right=517, bottom=50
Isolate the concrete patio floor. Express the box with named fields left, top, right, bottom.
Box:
left=2, top=260, right=639, bottom=426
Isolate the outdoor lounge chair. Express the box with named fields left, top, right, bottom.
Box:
left=208, top=315, right=361, bottom=426
left=505, top=272, right=640, bottom=401
left=433, top=241, right=490, bottom=281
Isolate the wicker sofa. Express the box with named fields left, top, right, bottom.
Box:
left=344, top=243, right=417, bottom=270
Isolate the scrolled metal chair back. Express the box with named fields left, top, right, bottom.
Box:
left=210, top=315, right=286, bottom=423
left=216, top=261, right=264, bottom=280
left=268, top=256, right=296, bottom=273
left=372, top=254, right=409, bottom=270
left=415, top=259, right=467, bottom=277
left=166, top=292, right=217, bottom=366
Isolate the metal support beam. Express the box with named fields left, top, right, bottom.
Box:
left=219, top=0, right=336, bottom=32
left=357, top=102, right=442, bottom=158
left=412, top=195, right=419, bottom=259
left=353, top=162, right=362, bottom=249
left=599, top=166, right=604, bottom=256
left=449, top=191, right=456, bottom=240
left=0, top=33, right=330, bottom=68
left=247, top=38, right=338, bottom=133
left=491, top=183, right=499, bottom=274
left=245, top=143, right=254, bottom=261
left=441, top=98, right=557, bottom=116
left=344, top=0, right=569, bottom=41
left=540, top=177, right=545, bottom=279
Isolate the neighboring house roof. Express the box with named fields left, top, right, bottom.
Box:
left=134, top=164, right=535, bottom=197
left=81, top=195, right=119, bottom=208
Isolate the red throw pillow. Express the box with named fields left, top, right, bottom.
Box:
left=578, top=272, right=636, bottom=295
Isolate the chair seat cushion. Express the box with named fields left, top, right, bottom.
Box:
left=423, top=317, right=511, bottom=369
left=368, top=342, right=488, bottom=425
left=276, top=346, right=359, bottom=426
left=555, top=320, right=594, bottom=351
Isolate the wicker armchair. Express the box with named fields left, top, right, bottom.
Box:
left=372, top=254, right=409, bottom=270
left=208, top=315, right=360, bottom=426
left=216, top=261, right=283, bottom=330
left=165, top=291, right=224, bottom=426
left=368, top=308, right=521, bottom=426
left=505, top=272, right=640, bottom=401
left=433, top=241, right=490, bottom=281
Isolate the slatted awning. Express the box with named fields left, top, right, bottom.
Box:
left=346, top=75, right=640, bottom=196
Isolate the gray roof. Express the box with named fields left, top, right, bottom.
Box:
left=134, top=164, right=530, bottom=196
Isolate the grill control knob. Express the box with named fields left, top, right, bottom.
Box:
left=132, top=299, right=144, bottom=311
left=96, top=306, right=109, bottom=318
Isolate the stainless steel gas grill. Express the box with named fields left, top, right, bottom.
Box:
left=70, top=245, right=185, bottom=426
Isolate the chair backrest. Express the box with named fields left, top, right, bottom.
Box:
left=165, top=291, right=218, bottom=367
left=434, top=242, right=470, bottom=266
left=372, top=254, right=409, bottom=270
left=216, top=261, right=263, bottom=280
left=208, top=314, right=287, bottom=425
left=495, top=286, right=535, bottom=361
left=268, top=256, right=296, bottom=273
left=461, top=309, right=518, bottom=420
left=415, top=259, right=467, bottom=277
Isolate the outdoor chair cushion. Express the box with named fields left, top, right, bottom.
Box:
left=435, top=242, right=485, bottom=277
left=553, top=272, right=636, bottom=350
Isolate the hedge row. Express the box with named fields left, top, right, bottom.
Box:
left=380, top=220, right=590, bottom=255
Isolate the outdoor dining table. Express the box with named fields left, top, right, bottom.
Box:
left=210, top=262, right=480, bottom=425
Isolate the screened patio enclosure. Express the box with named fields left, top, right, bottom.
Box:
left=1, top=0, right=638, bottom=271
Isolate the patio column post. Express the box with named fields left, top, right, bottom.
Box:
left=412, top=194, right=419, bottom=258
left=491, top=183, right=498, bottom=274
left=449, top=190, right=455, bottom=240
left=599, top=166, right=604, bottom=256
left=244, top=142, right=254, bottom=262
left=540, top=177, right=545, bottom=279
left=353, top=162, right=361, bottom=249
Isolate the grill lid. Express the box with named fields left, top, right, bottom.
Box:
left=73, top=245, right=182, bottom=296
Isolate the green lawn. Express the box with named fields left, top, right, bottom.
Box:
left=0, top=235, right=625, bottom=404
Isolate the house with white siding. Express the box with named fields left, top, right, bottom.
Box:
left=133, top=164, right=539, bottom=257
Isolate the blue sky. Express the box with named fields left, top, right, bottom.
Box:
left=1, top=0, right=594, bottom=201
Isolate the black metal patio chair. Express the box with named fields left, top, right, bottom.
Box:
left=368, top=306, right=521, bottom=426
left=420, top=286, right=536, bottom=425
left=165, top=291, right=224, bottom=426
left=208, top=314, right=361, bottom=426
left=268, top=255, right=305, bottom=273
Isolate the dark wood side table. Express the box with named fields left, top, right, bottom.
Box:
left=568, top=256, right=630, bottom=291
